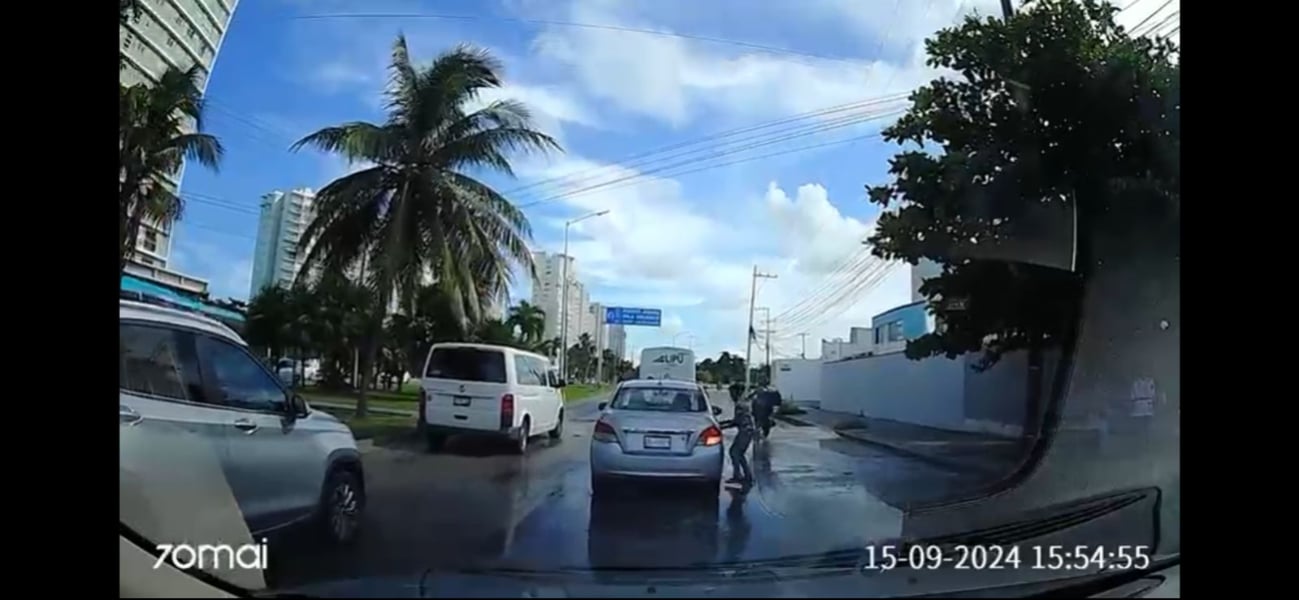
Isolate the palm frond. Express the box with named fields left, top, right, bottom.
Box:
left=165, top=132, right=224, bottom=171
left=291, top=122, right=393, bottom=163
left=384, top=34, right=421, bottom=126
left=297, top=166, right=389, bottom=280
left=434, top=126, right=560, bottom=177
left=448, top=172, right=533, bottom=239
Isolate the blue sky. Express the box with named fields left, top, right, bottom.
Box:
left=174, top=0, right=1164, bottom=361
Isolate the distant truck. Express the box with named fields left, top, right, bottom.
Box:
left=639, top=346, right=697, bottom=382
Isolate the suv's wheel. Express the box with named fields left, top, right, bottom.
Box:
left=320, top=468, right=364, bottom=545
left=548, top=410, right=564, bottom=440
left=512, top=418, right=530, bottom=455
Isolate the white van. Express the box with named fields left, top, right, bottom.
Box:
left=420, top=343, right=565, bottom=454
left=639, top=346, right=697, bottom=382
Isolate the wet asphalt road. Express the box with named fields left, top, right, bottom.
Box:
left=270, top=390, right=981, bottom=592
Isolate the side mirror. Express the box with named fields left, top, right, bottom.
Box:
left=711, top=406, right=723, bottom=416
left=289, top=394, right=309, bottom=418
left=597, top=402, right=608, bottom=411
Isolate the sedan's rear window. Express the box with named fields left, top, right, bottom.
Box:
left=611, top=387, right=706, bottom=412
left=425, top=347, right=507, bottom=383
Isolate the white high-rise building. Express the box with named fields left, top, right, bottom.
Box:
left=250, top=189, right=317, bottom=297
left=607, top=324, right=627, bottom=360
left=530, top=251, right=602, bottom=352
left=120, top=0, right=240, bottom=280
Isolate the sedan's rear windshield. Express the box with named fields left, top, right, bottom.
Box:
left=611, top=387, right=706, bottom=412
left=425, top=347, right=507, bottom=383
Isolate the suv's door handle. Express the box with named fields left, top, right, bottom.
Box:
left=119, top=404, right=143, bottom=426
left=233, top=418, right=259, bottom=434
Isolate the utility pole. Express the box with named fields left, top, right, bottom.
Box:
left=594, top=316, right=604, bottom=384
left=764, top=315, right=773, bottom=371
left=744, top=265, right=777, bottom=393
left=1000, top=0, right=1013, bottom=18
left=799, top=333, right=808, bottom=359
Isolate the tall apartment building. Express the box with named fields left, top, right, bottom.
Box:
left=250, top=189, right=317, bottom=297
left=120, top=0, right=240, bottom=294
left=607, top=324, right=627, bottom=360
left=530, top=251, right=599, bottom=352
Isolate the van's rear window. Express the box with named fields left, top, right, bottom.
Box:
left=425, top=348, right=507, bottom=383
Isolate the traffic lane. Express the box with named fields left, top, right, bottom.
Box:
left=489, top=424, right=935, bottom=572
left=267, top=393, right=611, bottom=591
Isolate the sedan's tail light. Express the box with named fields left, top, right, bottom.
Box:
left=698, top=425, right=723, bottom=447
left=592, top=419, right=618, bottom=443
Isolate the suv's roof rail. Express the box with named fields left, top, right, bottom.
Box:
left=119, top=299, right=243, bottom=343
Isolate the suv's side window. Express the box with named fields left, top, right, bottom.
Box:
left=514, top=355, right=542, bottom=386
left=196, top=336, right=287, bottom=412
left=531, top=358, right=553, bottom=388
left=120, top=323, right=205, bottom=402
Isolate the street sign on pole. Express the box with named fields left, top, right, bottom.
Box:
left=604, top=306, right=661, bottom=327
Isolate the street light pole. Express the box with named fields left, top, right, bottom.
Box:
left=559, top=209, right=609, bottom=379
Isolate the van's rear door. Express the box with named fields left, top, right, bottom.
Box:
left=423, top=346, right=510, bottom=431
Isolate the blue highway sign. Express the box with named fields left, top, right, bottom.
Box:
left=604, top=306, right=662, bottom=327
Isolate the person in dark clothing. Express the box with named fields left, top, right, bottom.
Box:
left=720, top=392, right=756, bottom=485
left=753, top=386, right=782, bottom=439
left=727, top=381, right=745, bottom=404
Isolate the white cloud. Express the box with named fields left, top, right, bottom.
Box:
left=521, top=153, right=912, bottom=360
left=518, top=0, right=977, bottom=128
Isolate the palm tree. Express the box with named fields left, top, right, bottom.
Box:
left=245, top=286, right=293, bottom=364
left=119, top=66, right=224, bottom=273
left=291, top=36, right=560, bottom=417
left=507, top=301, right=546, bottom=344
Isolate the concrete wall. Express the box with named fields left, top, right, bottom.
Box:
left=821, top=352, right=966, bottom=429
left=821, top=347, right=1050, bottom=435
left=771, top=359, right=821, bottom=404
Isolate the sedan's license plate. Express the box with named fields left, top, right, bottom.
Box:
left=453, top=395, right=471, bottom=407
left=644, top=435, right=671, bottom=449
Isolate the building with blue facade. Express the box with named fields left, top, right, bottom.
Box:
left=871, top=300, right=932, bottom=354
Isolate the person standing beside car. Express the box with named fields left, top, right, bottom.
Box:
left=720, top=391, right=756, bottom=485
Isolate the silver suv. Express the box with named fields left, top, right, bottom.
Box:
left=119, top=300, right=365, bottom=544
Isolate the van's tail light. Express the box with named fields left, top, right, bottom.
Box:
left=592, top=419, right=618, bottom=443
left=500, top=393, right=515, bottom=429
left=698, top=425, right=723, bottom=447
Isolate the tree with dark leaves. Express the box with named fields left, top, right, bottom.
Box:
left=865, top=0, right=1178, bottom=438
left=867, top=0, right=1178, bottom=367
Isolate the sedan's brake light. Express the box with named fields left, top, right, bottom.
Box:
left=593, top=419, right=618, bottom=443
left=699, top=425, right=723, bottom=447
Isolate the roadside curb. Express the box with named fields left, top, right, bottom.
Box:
left=773, top=414, right=815, bottom=427
left=311, top=400, right=416, bottom=417
left=832, top=426, right=1005, bottom=476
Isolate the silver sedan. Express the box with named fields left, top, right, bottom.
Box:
left=589, top=379, right=725, bottom=494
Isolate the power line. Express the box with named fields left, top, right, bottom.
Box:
left=775, top=257, right=891, bottom=333
left=518, top=108, right=905, bottom=208
left=770, top=250, right=874, bottom=322
left=503, top=94, right=910, bottom=201
left=1127, top=0, right=1175, bottom=33
left=777, top=260, right=899, bottom=335
left=1135, top=10, right=1178, bottom=37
